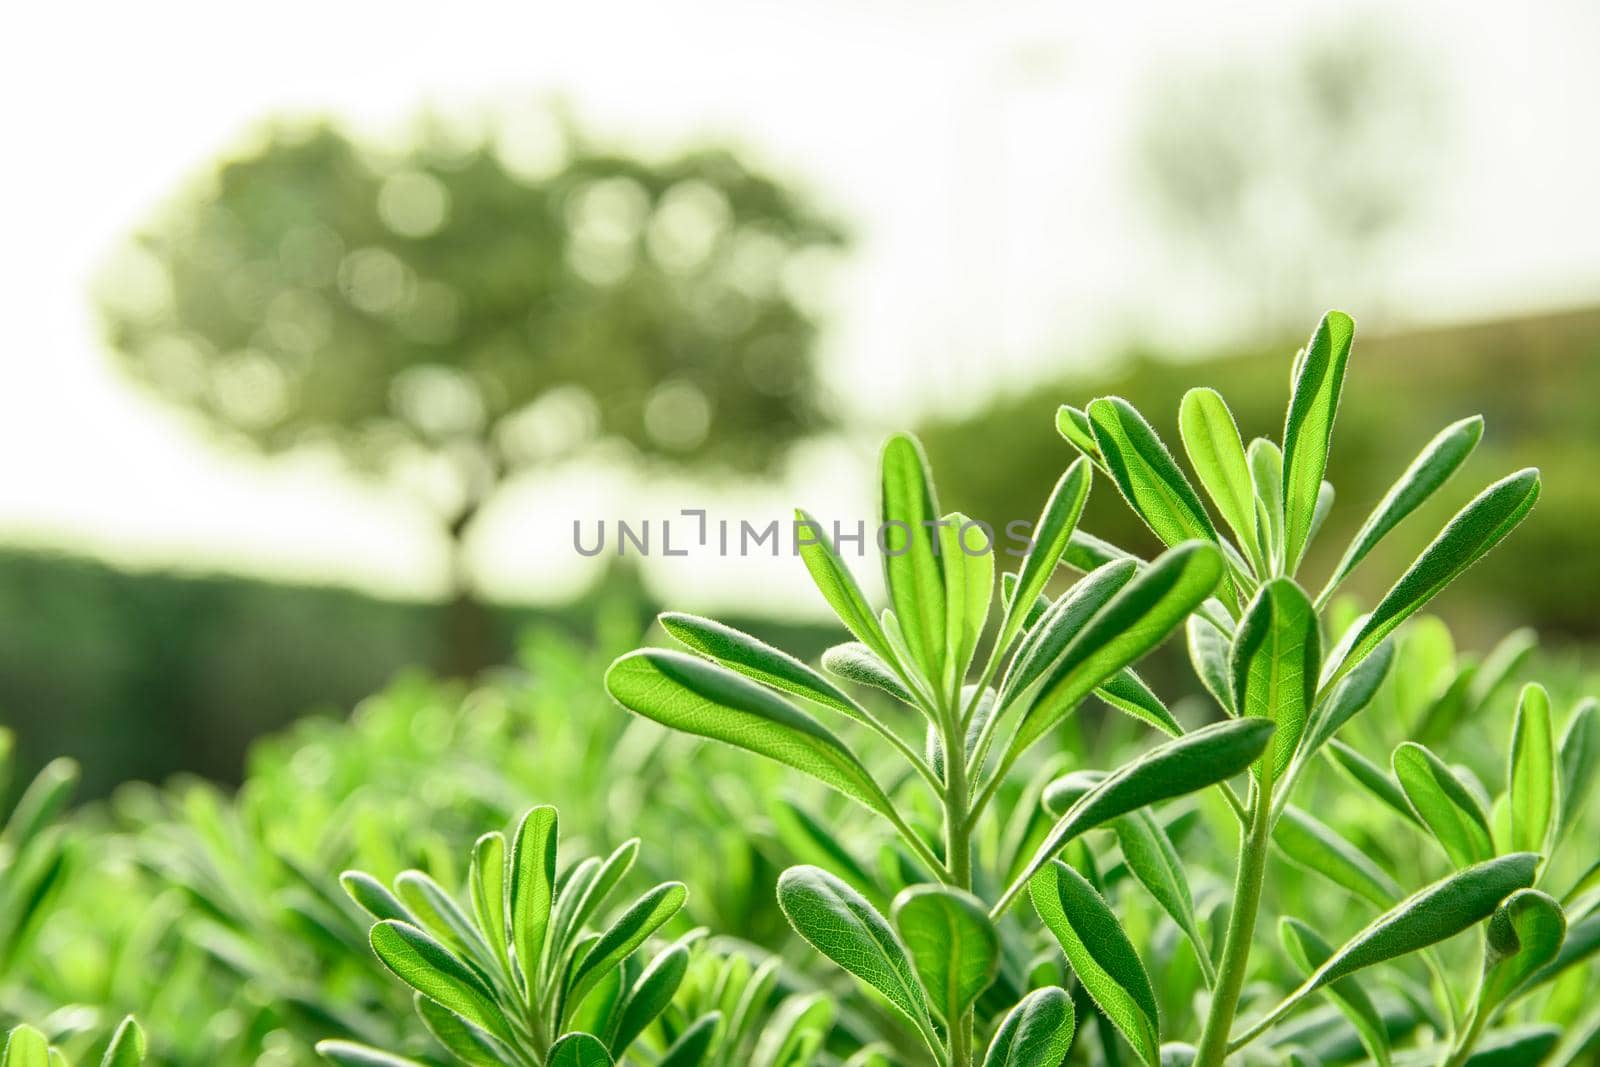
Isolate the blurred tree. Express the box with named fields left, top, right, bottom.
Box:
left=99, top=113, right=845, bottom=673
left=1134, top=24, right=1441, bottom=332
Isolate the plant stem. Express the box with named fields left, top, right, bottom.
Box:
left=1195, top=769, right=1274, bottom=1066
left=942, top=704, right=975, bottom=1067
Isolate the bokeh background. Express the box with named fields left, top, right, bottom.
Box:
left=3, top=0, right=1598, bottom=797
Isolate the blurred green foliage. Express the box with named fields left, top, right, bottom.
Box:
left=919, top=307, right=1600, bottom=642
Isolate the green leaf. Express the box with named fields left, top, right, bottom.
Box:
left=100, top=1017, right=146, bottom=1067
left=820, top=642, right=914, bottom=704
left=1030, top=860, right=1160, bottom=1067
left=1509, top=684, right=1558, bottom=856
left=997, top=458, right=1093, bottom=653
left=661, top=612, right=863, bottom=720
left=1275, top=805, right=1401, bottom=908
left=1179, top=387, right=1261, bottom=568
left=1458, top=1026, right=1558, bottom=1067
left=1001, top=560, right=1137, bottom=706
left=1056, top=404, right=1103, bottom=465
left=1327, top=469, right=1541, bottom=688
left=565, top=882, right=688, bottom=1021
left=891, top=884, right=1000, bottom=1025
left=658, top=1013, right=721, bottom=1067
left=1230, top=579, right=1320, bottom=777
left=469, top=832, right=509, bottom=974
left=609, top=945, right=689, bottom=1056
left=1248, top=438, right=1285, bottom=571
left=1326, top=740, right=1418, bottom=824
left=415, top=994, right=510, bottom=1066
left=1000, top=718, right=1274, bottom=913
left=795, top=508, right=891, bottom=660
left=880, top=433, right=946, bottom=679
left=1281, top=311, right=1354, bottom=571
left=1096, top=669, right=1182, bottom=737
left=777, top=865, right=939, bottom=1054
left=982, top=987, right=1077, bottom=1067
left=1394, top=742, right=1495, bottom=867
left=1000, top=572, right=1051, bottom=632
left=1279, top=918, right=1392, bottom=1067
left=1480, top=889, right=1566, bottom=1011
left=1559, top=698, right=1598, bottom=845
left=1087, top=396, right=1219, bottom=550
left=314, top=1041, right=427, bottom=1066
left=1114, top=810, right=1213, bottom=984
left=1250, top=853, right=1538, bottom=1033
left=548, top=1033, right=615, bottom=1067
left=1318, top=415, right=1483, bottom=602
left=3, top=1027, right=50, bottom=1067
left=940, top=513, right=994, bottom=688
left=1, top=758, right=78, bottom=852
left=1010, top=543, right=1223, bottom=759
left=340, top=871, right=415, bottom=925
left=1300, top=638, right=1393, bottom=759
left=1186, top=616, right=1235, bottom=714
left=606, top=650, right=898, bottom=820
left=751, top=993, right=835, bottom=1067
left=369, top=920, right=513, bottom=1043
left=511, top=806, right=559, bottom=992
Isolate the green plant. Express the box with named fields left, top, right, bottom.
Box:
left=1, top=1017, right=145, bottom=1066
left=605, top=311, right=1592, bottom=1065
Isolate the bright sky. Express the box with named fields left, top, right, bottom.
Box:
left=3, top=0, right=1598, bottom=614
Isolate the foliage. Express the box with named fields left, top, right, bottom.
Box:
left=608, top=310, right=1597, bottom=1065
left=1, top=310, right=1596, bottom=1067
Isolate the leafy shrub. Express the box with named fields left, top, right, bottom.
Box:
left=607, top=312, right=1599, bottom=1065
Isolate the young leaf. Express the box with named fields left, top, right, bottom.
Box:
left=940, top=513, right=994, bottom=689
left=341, top=871, right=416, bottom=926
left=1281, top=310, right=1354, bottom=571
left=1179, top=387, right=1261, bottom=568
left=469, top=832, right=509, bottom=974
left=1086, top=396, right=1219, bottom=550
left=1000, top=560, right=1137, bottom=706
left=777, top=866, right=940, bottom=1053
left=891, top=884, right=1000, bottom=1025
left=3, top=1027, right=50, bottom=1067
left=1300, top=638, right=1393, bottom=759
left=368, top=921, right=513, bottom=1043
left=1230, top=578, right=1320, bottom=777
left=548, top=1033, right=615, bottom=1067
left=661, top=612, right=862, bottom=720
left=1509, top=683, right=1558, bottom=856
left=1114, top=810, right=1214, bottom=984
left=1480, top=889, right=1566, bottom=1011
left=658, top=1013, right=721, bottom=1067
left=1186, top=616, right=1235, bottom=714
left=1326, top=740, right=1418, bottom=824
left=1096, top=669, right=1182, bottom=737
left=511, top=806, right=559, bottom=992
left=1056, top=404, right=1103, bottom=466
left=1318, top=415, right=1483, bottom=603
left=1248, top=438, right=1285, bottom=571
left=1326, top=469, right=1541, bottom=688
left=1394, top=742, right=1495, bottom=867
left=1279, top=918, right=1392, bottom=1067
left=1010, top=543, right=1223, bottom=758
left=100, top=1017, right=146, bottom=1067
left=820, top=642, right=914, bottom=704
left=610, top=946, right=689, bottom=1056
left=795, top=508, right=891, bottom=660
left=996, top=458, right=1093, bottom=654
left=1000, top=571, right=1051, bottom=632
left=982, top=986, right=1077, bottom=1067
left=415, top=993, right=514, bottom=1066
left=1243, top=853, right=1538, bottom=1038
left=1559, top=698, right=1598, bottom=844
left=1000, top=718, right=1275, bottom=913
left=1030, top=860, right=1160, bottom=1067
left=879, top=433, right=946, bottom=679
left=1274, top=805, right=1402, bottom=908
left=751, top=993, right=835, bottom=1067
left=606, top=650, right=898, bottom=821
left=565, top=882, right=688, bottom=1020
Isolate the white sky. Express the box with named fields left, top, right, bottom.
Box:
left=2, top=0, right=1598, bottom=615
